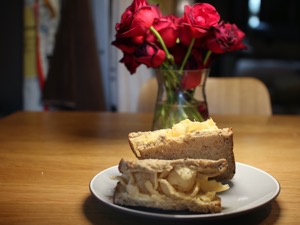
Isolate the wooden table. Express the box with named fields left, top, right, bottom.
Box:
left=0, top=112, right=299, bottom=225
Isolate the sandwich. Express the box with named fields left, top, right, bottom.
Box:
left=113, top=158, right=229, bottom=213
left=128, top=118, right=235, bottom=181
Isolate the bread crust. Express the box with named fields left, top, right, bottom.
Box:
left=128, top=128, right=235, bottom=181
left=114, top=185, right=222, bottom=213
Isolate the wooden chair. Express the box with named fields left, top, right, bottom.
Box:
left=137, top=76, right=272, bottom=115
left=205, top=77, right=272, bottom=115
left=137, top=77, right=158, bottom=112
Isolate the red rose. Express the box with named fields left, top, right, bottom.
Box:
left=170, top=44, right=205, bottom=70
left=127, top=0, right=148, bottom=10
left=111, top=37, right=137, bottom=54
left=118, top=0, right=148, bottom=25
left=181, top=70, right=203, bottom=90
left=146, top=15, right=180, bottom=48
left=205, top=22, right=247, bottom=54
left=111, top=0, right=246, bottom=75
left=135, top=42, right=166, bottom=68
left=169, top=44, right=187, bottom=66
left=180, top=3, right=220, bottom=45
left=188, top=48, right=205, bottom=70
left=119, top=42, right=166, bottom=74
left=115, top=0, right=161, bottom=38
left=120, top=53, right=142, bottom=74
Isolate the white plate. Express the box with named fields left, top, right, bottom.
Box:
left=89, top=162, right=280, bottom=220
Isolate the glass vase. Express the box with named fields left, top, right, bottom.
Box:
left=152, top=69, right=210, bottom=130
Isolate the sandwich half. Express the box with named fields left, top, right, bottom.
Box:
left=113, top=158, right=229, bottom=213
left=128, top=119, right=235, bottom=181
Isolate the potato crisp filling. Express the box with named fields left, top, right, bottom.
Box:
left=118, top=165, right=229, bottom=203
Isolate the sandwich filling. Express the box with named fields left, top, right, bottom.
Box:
left=130, top=119, right=218, bottom=148
left=117, top=163, right=229, bottom=204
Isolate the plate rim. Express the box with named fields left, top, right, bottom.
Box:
left=89, top=162, right=280, bottom=220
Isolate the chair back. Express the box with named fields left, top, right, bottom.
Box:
left=137, top=76, right=272, bottom=115
left=137, top=77, right=158, bottom=112
left=204, top=77, right=272, bottom=115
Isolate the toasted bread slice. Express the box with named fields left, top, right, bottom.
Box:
left=128, top=119, right=235, bottom=181
left=113, top=158, right=229, bottom=214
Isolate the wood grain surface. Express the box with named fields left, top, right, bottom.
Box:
left=0, top=112, right=299, bottom=225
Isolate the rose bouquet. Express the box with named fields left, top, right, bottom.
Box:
left=112, top=0, right=246, bottom=129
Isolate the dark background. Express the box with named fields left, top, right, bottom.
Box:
left=0, top=1, right=24, bottom=117
left=1, top=0, right=300, bottom=116
left=199, top=0, right=300, bottom=114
